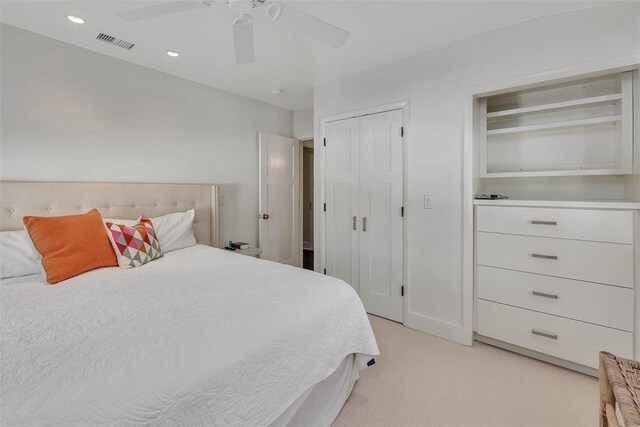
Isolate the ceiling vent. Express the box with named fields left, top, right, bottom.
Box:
left=96, top=33, right=135, bottom=50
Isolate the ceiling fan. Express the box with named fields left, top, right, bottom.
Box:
left=116, top=0, right=349, bottom=65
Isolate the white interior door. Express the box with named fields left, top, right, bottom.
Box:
left=259, top=132, right=299, bottom=266
left=324, top=118, right=360, bottom=293
left=358, top=110, right=404, bottom=322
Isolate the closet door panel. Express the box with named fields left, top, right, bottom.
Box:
left=325, top=118, right=360, bottom=292
left=327, top=183, right=355, bottom=283
left=359, top=110, right=403, bottom=322
left=364, top=182, right=393, bottom=296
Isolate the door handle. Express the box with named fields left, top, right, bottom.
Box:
left=531, top=329, right=558, bottom=340
left=531, top=220, right=557, bottom=226
left=532, top=290, right=559, bottom=300
left=531, top=253, right=557, bottom=260
left=362, top=217, right=367, bottom=232
left=260, top=214, right=269, bottom=220
left=353, top=216, right=357, bottom=230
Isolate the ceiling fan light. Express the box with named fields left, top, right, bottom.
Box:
left=265, top=2, right=283, bottom=21
left=232, top=13, right=252, bottom=25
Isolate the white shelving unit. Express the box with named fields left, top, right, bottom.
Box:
left=468, top=65, right=639, bottom=376
left=479, top=72, right=633, bottom=178
left=485, top=94, right=622, bottom=118
left=486, top=115, right=622, bottom=136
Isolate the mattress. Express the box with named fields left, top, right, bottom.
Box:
left=1, top=245, right=379, bottom=426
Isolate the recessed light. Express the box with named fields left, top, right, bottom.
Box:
left=166, top=50, right=180, bottom=57
left=271, top=89, right=283, bottom=95
left=67, top=15, right=85, bottom=24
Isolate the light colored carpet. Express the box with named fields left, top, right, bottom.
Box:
left=334, top=315, right=598, bottom=426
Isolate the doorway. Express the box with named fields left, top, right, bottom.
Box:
left=258, top=132, right=300, bottom=266
left=300, top=139, right=314, bottom=270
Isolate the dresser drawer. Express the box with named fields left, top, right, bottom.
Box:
left=477, top=300, right=633, bottom=369
left=477, top=232, right=634, bottom=288
left=476, top=206, right=633, bottom=244
left=477, top=266, right=634, bottom=331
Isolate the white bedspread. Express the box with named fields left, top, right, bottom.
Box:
left=1, top=245, right=379, bottom=426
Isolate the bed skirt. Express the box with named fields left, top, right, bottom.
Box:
left=270, top=354, right=359, bottom=427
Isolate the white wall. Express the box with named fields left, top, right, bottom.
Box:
left=293, top=107, right=314, bottom=140
left=0, top=24, right=293, bottom=246
left=314, top=2, right=640, bottom=343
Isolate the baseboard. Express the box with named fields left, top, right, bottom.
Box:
left=475, top=334, right=597, bottom=377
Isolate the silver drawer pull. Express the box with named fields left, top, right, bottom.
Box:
left=532, top=290, right=558, bottom=300
left=531, top=253, right=558, bottom=260
left=531, top=329, right=558, bottom=340
left=531, top=220, right=557, bottom=226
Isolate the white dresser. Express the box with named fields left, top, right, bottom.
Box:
left=474, top=200, right=639, bottom=374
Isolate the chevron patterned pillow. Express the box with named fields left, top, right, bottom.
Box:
left=105, top=216, right=163, bottom=268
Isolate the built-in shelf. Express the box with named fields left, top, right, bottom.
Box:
left=486, top=115, right=621, bottom=137
left=486, top=94, right=622, bottom=118
left=478, top=71, right=633, bottom=178
left=473, top=199, right=640, bottom=210
left=481, top=168, right=626, bottom=178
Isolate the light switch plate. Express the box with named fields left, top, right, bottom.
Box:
left=424, top=195, right=433, bottom=209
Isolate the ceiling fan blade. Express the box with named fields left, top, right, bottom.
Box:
left=266, top=2, right=349, bottom=48
left=233, top=14, right=255, bottom=65
left=117, top=0, right=211, bottom=22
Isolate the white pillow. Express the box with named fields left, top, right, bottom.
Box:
left=105, top=209, right=196, bottom=253
left=0, top=230, right=41, bottom=278
left=152, top=209, right=197, bottom=253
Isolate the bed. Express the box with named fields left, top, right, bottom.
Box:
left=0, top=182, right=379, bottom=426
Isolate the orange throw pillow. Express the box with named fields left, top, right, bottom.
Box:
left=23, top=209, right=117, bottom=284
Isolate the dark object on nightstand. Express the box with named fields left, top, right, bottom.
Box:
left=474, top=194, right=509, bottom=200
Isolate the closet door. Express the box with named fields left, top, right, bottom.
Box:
left=324, top=118, right=360, bottom=293
left=359, top=110, right=404, bottom=322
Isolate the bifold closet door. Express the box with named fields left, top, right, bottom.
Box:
left=324, top=118, right=360, bottom=293
left=324, top=109, right=404, bottom=322
left=358, top=110, right=403, bottom=322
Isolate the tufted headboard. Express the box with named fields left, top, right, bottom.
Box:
left=0, top=181, right=220, bottom=247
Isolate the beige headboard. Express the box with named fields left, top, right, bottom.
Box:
left=0, top=181, right=219, bottom=247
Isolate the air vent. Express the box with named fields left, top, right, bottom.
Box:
left=96, top=33, right=135, bottom=50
